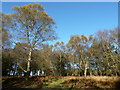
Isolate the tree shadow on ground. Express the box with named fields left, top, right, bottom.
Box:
left=115, top=78, right=120, bottom=88
left=2, top=76, right=44, bottom=89
left=2, top=77, right=25, bottom=88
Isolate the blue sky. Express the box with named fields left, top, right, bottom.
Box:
left=2, top=2, right=118, bottom=44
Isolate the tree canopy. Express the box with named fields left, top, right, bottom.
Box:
left=2, top=3, right=120, bottom=77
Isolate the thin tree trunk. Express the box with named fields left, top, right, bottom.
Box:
left=12, top=69, right=15, bottom=76
left=26, top=48, right=32, bottom=80
left=50, top=60, right=55, bottom=76
left=79, top=60, right=82, bottom=76
left=90, top=70, right=92, bottom=76
left=84, top=68, right=87, bottom=77
left=60, top=53, right=62, bottom=76
left=84, top=63, right=88, bottom=77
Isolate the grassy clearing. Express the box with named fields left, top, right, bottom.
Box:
left=2, top=76, right=120, bottom=89
left=43, top=77, right=70, bottom=88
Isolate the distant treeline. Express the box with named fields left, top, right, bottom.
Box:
left=2, top=27, right=120, bottom=76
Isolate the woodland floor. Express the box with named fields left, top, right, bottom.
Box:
left=1, top=76, right=120, bottom=89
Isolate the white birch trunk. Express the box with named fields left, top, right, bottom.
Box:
left=84, top=62, right=88, bottom=77
left=25, top=48, right=32, bottom=79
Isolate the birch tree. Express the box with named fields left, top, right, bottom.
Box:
left=10, top=3, right=57, bottom=79
left=68, top=35, right=93, bottom=76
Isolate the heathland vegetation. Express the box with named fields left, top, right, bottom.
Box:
left=1, top=3, right=120, bottom=89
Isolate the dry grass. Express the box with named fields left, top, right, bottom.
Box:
left=61, top=76, right=120, bottom=88
left=2, top=76, right=120, bottom=89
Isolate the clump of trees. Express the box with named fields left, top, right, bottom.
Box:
left=2, top=3, right=120, bottom=78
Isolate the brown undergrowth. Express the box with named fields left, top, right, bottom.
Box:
left=2, top=76, right=120, bottom=89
